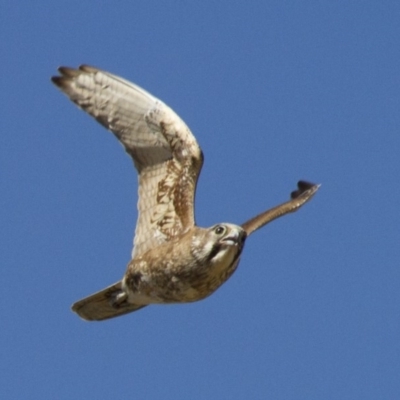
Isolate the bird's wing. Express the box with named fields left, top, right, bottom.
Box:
left=241, top=181, right=320, bottom=235
left=52, top=65, right=203, bottom=257
left=71, top=281, right=147, bottom=321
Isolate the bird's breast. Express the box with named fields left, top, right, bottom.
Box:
left=124, top=245, right=241, bottom=304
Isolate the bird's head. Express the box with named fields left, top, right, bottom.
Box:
left=191, top=223, right=247, bottom=266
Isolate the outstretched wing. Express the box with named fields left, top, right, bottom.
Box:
left=241, top=181, right=320, bottom=235
left=71, top=281, right=146, bottom=321
left=52, top=65, right=203, bottom=257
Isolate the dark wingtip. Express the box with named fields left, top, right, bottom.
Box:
left=79, top=64, right=98, bottom=73
left=51, top=65, right=99, bottom=86
left=291, top=180, right=320, bottom=199
left=58, top=66, right=81, bottom=77
left=51, top=75, right=62, bottom=86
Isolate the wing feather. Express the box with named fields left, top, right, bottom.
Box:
left=52, top=65, right=203, bottom=257
left=71, top=281, right=146, bottom=321
left=241, top=181, right=320, bottom=235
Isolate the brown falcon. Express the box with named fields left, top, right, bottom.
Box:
left=52, top=65, right=319, bottom=321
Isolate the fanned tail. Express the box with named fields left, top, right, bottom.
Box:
left=71, top=281, right=147, bottom=321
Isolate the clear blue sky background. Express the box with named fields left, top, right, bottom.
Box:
left=2, top=1, right=400, bottom=399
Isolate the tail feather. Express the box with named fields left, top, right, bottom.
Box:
left=71, top=281, right=147, bottom=321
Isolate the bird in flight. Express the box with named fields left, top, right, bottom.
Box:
left=52, top=65, right=319, bottom=321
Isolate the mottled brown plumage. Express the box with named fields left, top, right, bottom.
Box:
left=52, top=65, right=319, bottom=321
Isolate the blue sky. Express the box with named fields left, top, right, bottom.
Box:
left=2, top=1, right=400, bottom=398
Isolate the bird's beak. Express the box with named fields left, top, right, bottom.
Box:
left=221, top=229, right=247, bottom=247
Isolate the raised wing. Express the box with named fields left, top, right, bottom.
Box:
left=52, top=65, right=203, bottom=257
left=241, top=181, right=320, bottom=235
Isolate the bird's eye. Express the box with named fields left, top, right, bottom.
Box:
left=214, top=225, right=226, bottom=235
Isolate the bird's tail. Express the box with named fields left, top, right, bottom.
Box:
left=71, top=281, right=147, bottom=321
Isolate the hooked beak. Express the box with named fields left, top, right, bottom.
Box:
left=221, top=229, right=247, bottom=248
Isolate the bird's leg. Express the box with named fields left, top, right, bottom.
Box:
left=241, top=181, right=320, bottom=236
